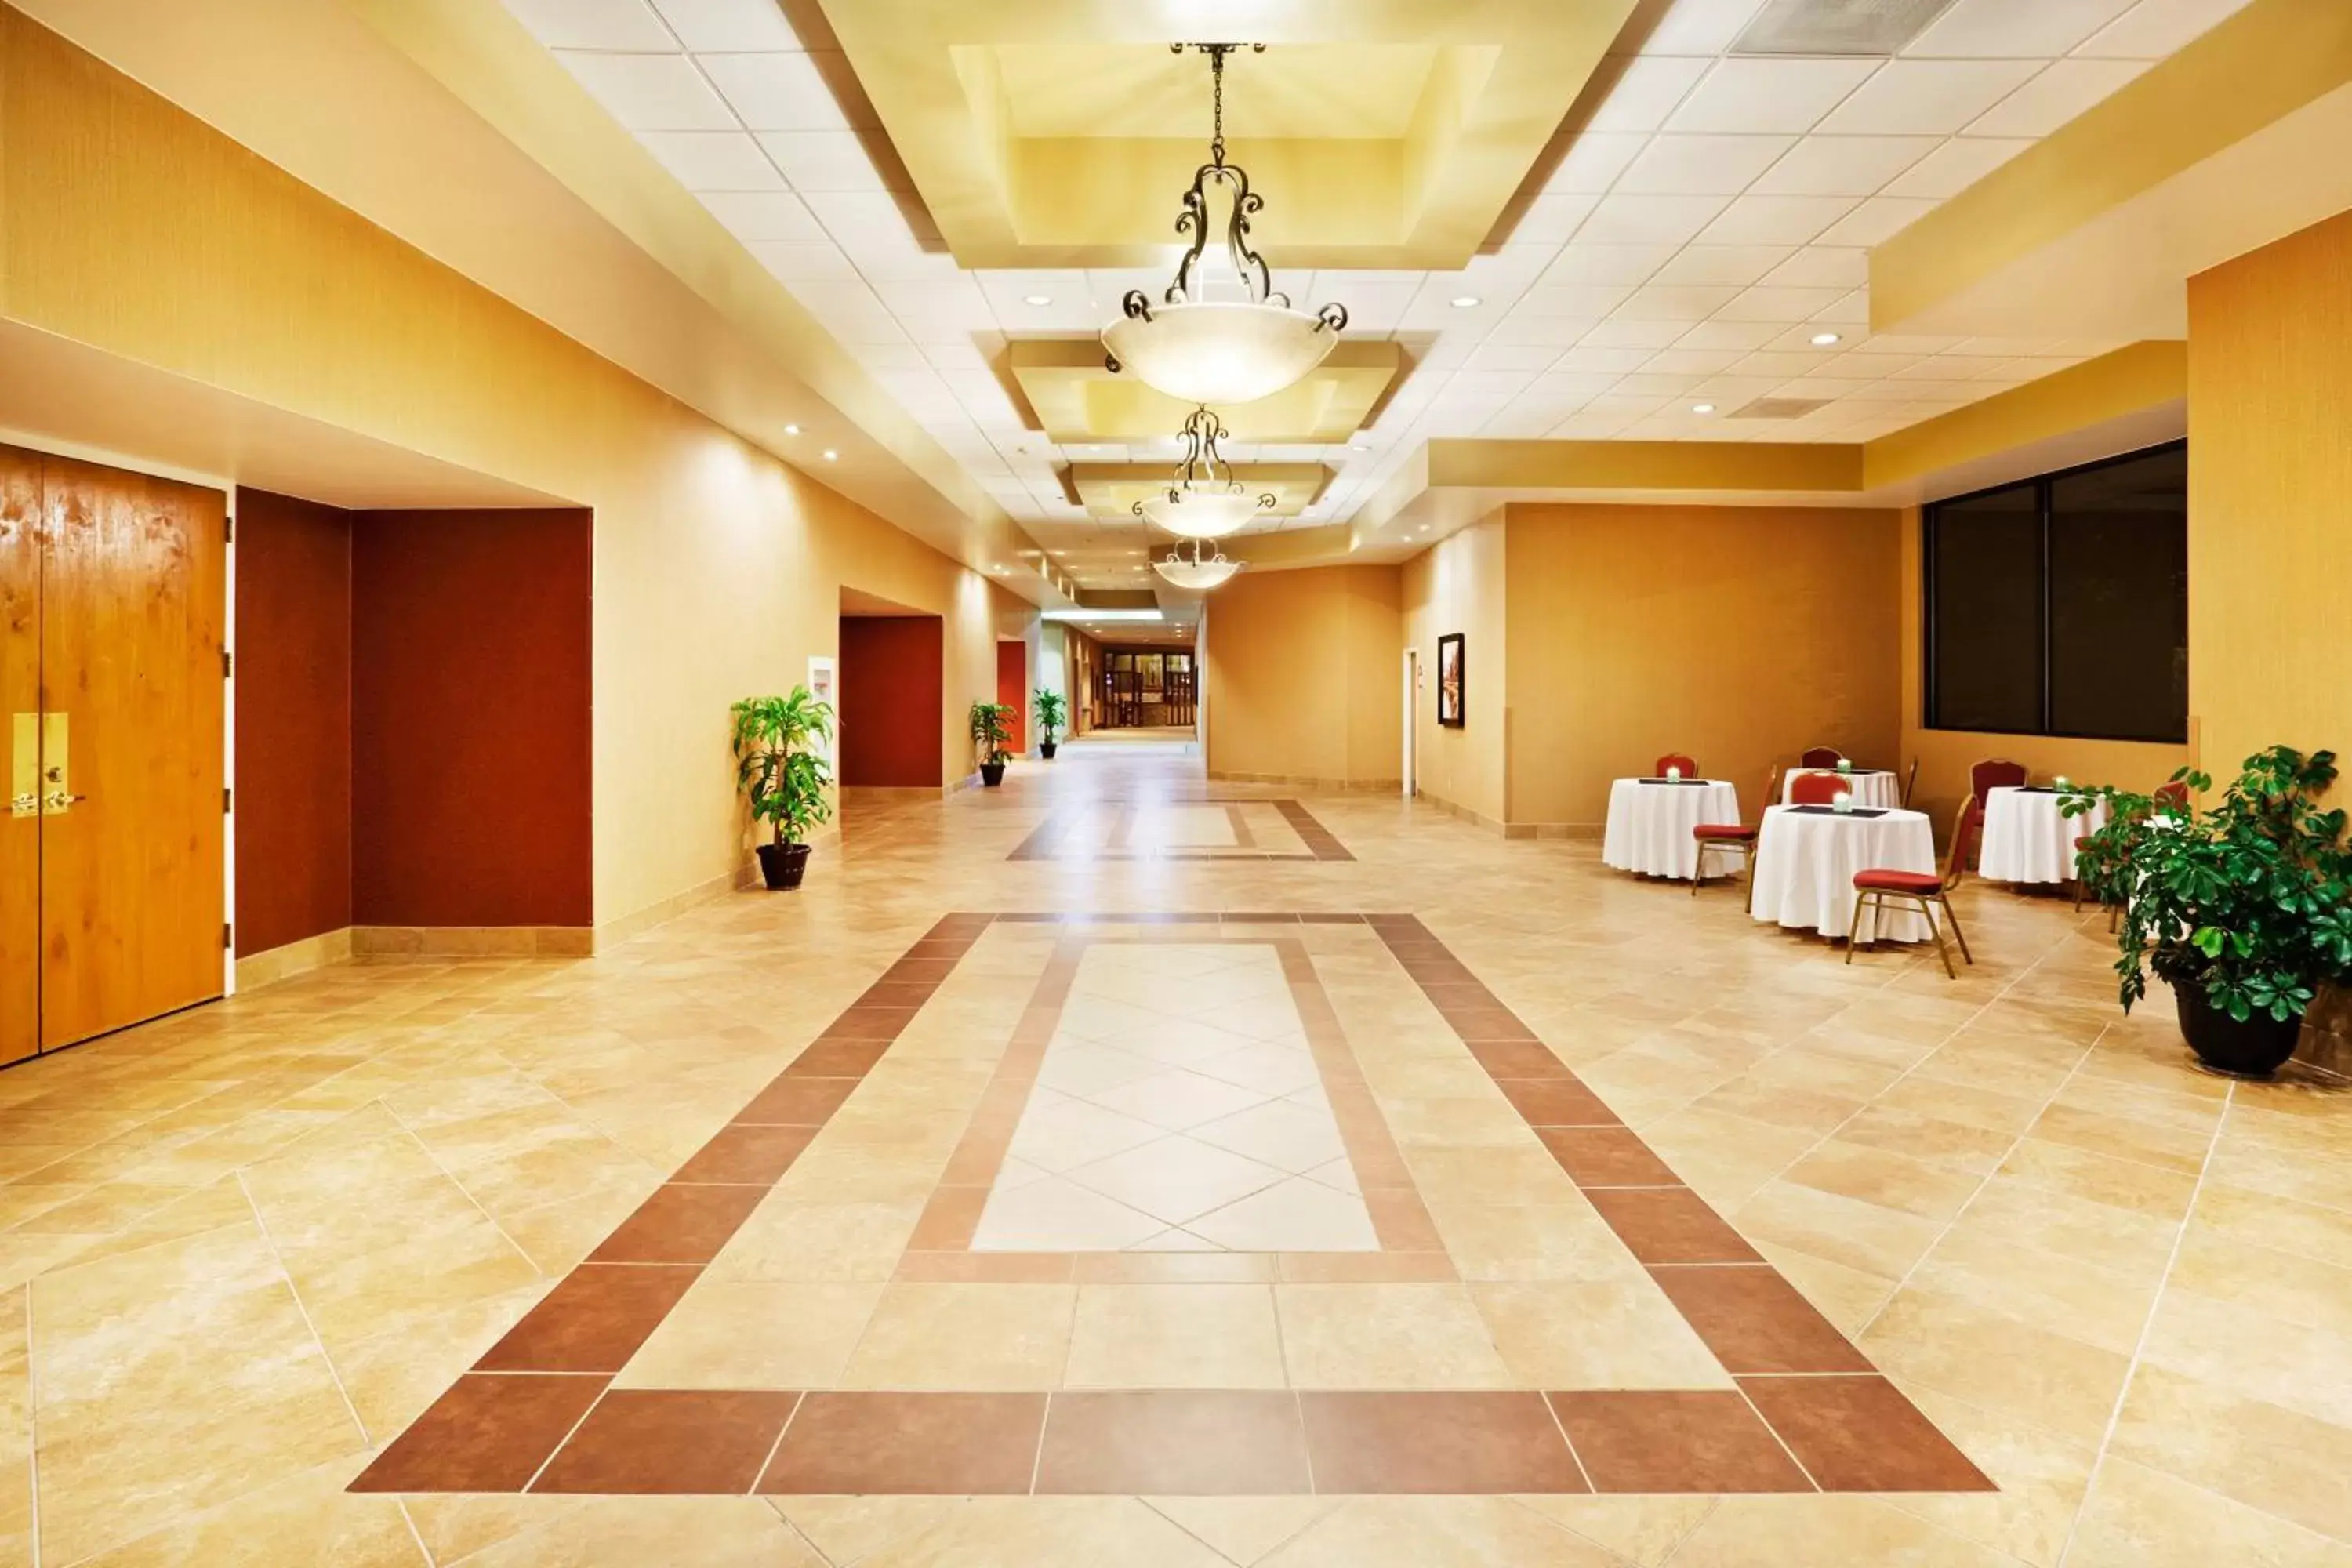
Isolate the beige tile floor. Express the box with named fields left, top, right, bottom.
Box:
left=0, top=737, right=2347, bottom=1563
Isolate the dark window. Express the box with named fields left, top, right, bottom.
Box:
left=1924, top=441, right=2187, bottom=742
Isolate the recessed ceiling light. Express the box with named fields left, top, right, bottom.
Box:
left=1810, top=332, right=1842, bottom=347
left=784, top=423, right=801, bottom=436
left=1691, top=403, right=1716, bottom=415
left=1023, top=294, right=1053, bottom=307
left=1450, top=296, right=1482, bottom=309
left=822, top=448, right=839, bottom=461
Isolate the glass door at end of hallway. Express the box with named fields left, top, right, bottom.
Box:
left=1098, top=650, right=1195, bottom=729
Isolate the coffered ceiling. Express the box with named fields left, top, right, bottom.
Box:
left=501, top=0, right=2254, bottom=589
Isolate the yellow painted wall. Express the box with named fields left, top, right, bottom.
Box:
left=0, top=11, right=1027, bottom=933
left=1400, top=517, right=1508, bottom=824
left=2187, top=209, right=2352, bottom=781
left=1203, top=565, right=1403, bottom=789
left=1895, top=508, right=2194, bottom=831
left=1502, top=504, right=1904, bottom=831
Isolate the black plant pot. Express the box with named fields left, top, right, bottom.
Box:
left=981, top=762, right=1007, bottom=787
left=2176, top=982, right=2301, bottom=1079
left=757, top=841, right=810, bottom=891
left=1040, top=742, right=1058, bottom=760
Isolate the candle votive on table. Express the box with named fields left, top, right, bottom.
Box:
left=1665, top=764, right=1682, bottom=782
left=1835, top=757, right=1852, bottom=775
left=2053, top=775, right=2072, bottom=790
left=1833, top=791, right=1854, bottom=815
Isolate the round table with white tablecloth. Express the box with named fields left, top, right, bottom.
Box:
left=1601, top=777, right=1743, bottom=880
left=1750, top=804, right=1938, bottom=942
left=1978, top=786, right=2110, bottom=885
left=1780, top=768, right=1900, bottom=809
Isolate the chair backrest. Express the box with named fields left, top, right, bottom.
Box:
left=1759, top=763, right=1781, bottom=822
left=2152, top=779, right=2191, bottom=813
left=1798, top=746, right=1843, bottom=769
left=1942, top=793, right=1980, bottom=890
left=1789, top=770, right=1846, bottom=806
left=1901, top=757, right=1920, bottom=807
left=1969, top=757, right=2029, bottom=799
left=1655, top=752, right=1697, bottom=779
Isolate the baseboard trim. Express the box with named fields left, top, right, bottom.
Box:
left=1501, top=822, right=1604, bottom=841
left=1414, top=790, right=1507, bottom=833
left=233, top=927, right=353, bottom=991
left=1206, top=771, right=1402, bottom=793
left=350, top=925, right=594, bottom=958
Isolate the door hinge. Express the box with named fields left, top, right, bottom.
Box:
left=224, top=514, right=235, bottom=544
left=223, top=921, right=234, bottom=950
left=222, top=648, right=233, bottom=679
left=223, top=786, right=233, bottom=814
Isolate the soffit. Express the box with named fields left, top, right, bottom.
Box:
left=1069, top=464, right=1330, bottom=522
left=1007, top=340, right=1400, bottom=446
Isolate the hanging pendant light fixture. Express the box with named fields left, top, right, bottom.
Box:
left=1101, top=43, right=1348, bottom=408
left=1152, top=537, right=1243, bottom=592
left=1134, top=405, right=1275, bottom=541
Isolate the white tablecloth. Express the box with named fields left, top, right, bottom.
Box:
left=1979, top=786, right=2110, bottom=884
left=1780, top=768, right=1900, bottom=809
left=1601, top=778, right=1742, bottom=880
left=1751, top=805, right=1937, bottom=942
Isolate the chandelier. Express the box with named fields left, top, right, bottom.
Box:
left=1152, top=537, right=1243, bottom=592
left=1101, top=43, right=1348, bottom=408
left=1134, top=405, right=1274, bottom=541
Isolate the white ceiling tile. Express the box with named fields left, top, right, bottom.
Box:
left=1642, top=347, right=1743, bottom=376
left=1577, top=193, right=1731, bottom=245
left=1905, top=0, right=2136, bottom=57
left=557, top=52, right=734, bottom=129
left=1969, top=59, right=2150, bottom=136
left=1513, top=191, right=1603, bottom=244
left=637, top=130, right=782, bottom=190
left=1530, top=369, right=1628, bottom=400
left=1321, top=284, right=1419, bottom=333
left=1616, top=283, right=1744, bottom=321
left=1544, top=133, right=1652, bottom=194
left=1481, top=404, right=1572, bottom=437
left=1730, top=350, right=1835, bottom=379
left=1537, top=245, right=1679, bottom=286
left=701, top=189, right=825, bottom=241
left=1650, top=245, right=1793, bottom=287
left=1811, top=195, right=1937, bottom=246
left=701, top=53, right=847, bottom=131
left=781, top=280, right=906, bottom=343
left=651, top=0, right=803, bottom=50
left=1582, top=320, right=1690, bottom=350
left=1760, top=247, right=1867, bottom=289
left=872, top=274, right=992, bottom=321
left=1697, top=194, right=1857, bottom=245
left=1674, top=318, right=1782, bottom=351
left=847, top=341, right=928, bottom=370
left=1588, top=57, right=1712, bottom=131
left=1614, top=134, right=1796, bottom=195
left=758, top=130, right=884, bottom=191
left=1613, top=371, right=1705, bottom=397
left=975, top=270, right=1097, bottom=330
left=1816, top=60, right=2042, bottom=135
left=1553, top=345, right=1657, bottom=373
left=1446, top=368, right=1542, bottom=399
left=1882, top=137, right=2033, bottom=198
left=1749, top=136, right=1937, bottom=196
left=2077, top=0, right=2251, bottom=58
left=1464, top=344, right=1563, bottom=372
left=507, top=0, right=674, bottom=50
left=1639, top=0, right=1773, bottom=54
left=1810, top=289, right=1872, bottom=325
left=1666, top=58, right=1880, bottom=135
left=1716, top=285, right=1847, bottom=322
left=1512, top=282, right=1635, bottom=318
left=1486, top=314, right=1615, bottom=348
left=804, top=191, right=935, bottom=274
left=747, top=240, right=858, bottom=281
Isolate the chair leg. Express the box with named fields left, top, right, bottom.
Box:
left=1918, top=895, right=1956, bottom=979
left=1940, top=896, right=1973, bottom=966
left=1844, top=890, right=1867, bottom=961
left=1743, top=845, right=1758, bottom=915
left=1690, top=842, right=1708, bottom=896
left=2071, top=877, right=2084, bottom=913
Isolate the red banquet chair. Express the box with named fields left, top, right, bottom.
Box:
left=1848, top=793, right=1978, bottom=979
left=1693, top=764, right=1780, bottom=909
left=1788, top=770, right=1847, bottom=806
left=1969, top=757, right=2029, bottom=800
left=1655, top=752, right=1698, bottom=778
left=1798, top=746, right=1844, bottom=769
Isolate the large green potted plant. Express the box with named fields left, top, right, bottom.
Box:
left=971, top=700, right=1015, bottom=787
left=2074, top=746, right=2351, bottom=1077
left=731, top=687, right=834, bottom=890
left=1033, top=688, right=1068, bottom=760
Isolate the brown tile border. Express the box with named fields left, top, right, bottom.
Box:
left=358, top=910, right=1991, bottom=1499
left=1007, top=799, right=1352, bottom=862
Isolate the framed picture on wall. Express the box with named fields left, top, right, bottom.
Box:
left=1436, top=633, right=1465, bottom=728
left=806, top=655, right=837, bottom=772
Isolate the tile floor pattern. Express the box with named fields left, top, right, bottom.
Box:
left=0, top=737, right=2345, bottom=1563
left=1007, top=797, right=1353, bottom=862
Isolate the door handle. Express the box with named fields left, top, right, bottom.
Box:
left=38, top=712, right=73, bottom=815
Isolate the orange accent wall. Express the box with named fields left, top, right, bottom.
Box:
left=1205, top=565, right=1403, bottom=787
left=232, top=488, right=353, bottom=953
left=350, top=508, right=593, bottom=927
left=840, top=616, right=944, bottom=787
left=995, top=640, right=1026, bottom=752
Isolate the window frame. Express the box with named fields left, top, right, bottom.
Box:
left=1921, top=439, right=2187, bottom=744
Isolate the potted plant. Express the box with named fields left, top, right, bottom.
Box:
left=1033, top=688, right=1068, bottom=760
left=971, top=700, right=1015, bottom=787
left=730, top=687, right=834, bottom=890
left=2074, top=746, right=2351, bottom=1077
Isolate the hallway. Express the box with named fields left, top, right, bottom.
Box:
left=2, top=751, right=2347, bottom=1566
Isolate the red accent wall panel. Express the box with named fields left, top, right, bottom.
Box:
left=232, top=488, right=353, bottom=953
left=352, top=509, right=593, bottom=927
left=840, top=615, right=943, bottom=787
left=996, top=640, right=1026, bottom=752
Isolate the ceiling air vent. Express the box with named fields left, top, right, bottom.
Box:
left=1730, top=0, right=1960, bottom=56
left=1729, top=397, right=1832, bottom=420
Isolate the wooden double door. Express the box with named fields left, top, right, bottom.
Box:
left=2, top=445, right=227, bottom=1065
